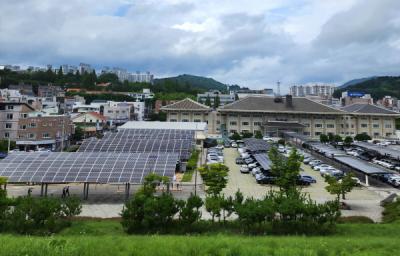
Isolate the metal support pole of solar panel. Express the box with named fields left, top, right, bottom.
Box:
left=125, top=183, right=130, bottom=201
left=40, top=183, right=44, bottom=196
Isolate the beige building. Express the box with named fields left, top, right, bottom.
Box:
left=161, top=98, right=210, bottom=123
left=162, top=96, right=399, bottom=139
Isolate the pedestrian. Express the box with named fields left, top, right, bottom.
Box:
left=176, top=182, right=180, bottom=191
left=173, top=174, right=177, bottom=190
left=66, top=186, right=70, bottom=197
left=62, top=187, right=66, bottom=198
left=27, top=188, right=32, bottom=196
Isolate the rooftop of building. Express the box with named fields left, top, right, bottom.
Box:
left=161, top=98, right=211, bottom=111
left=341, top=103, right=400, bottom=115
left=218, top=95, right=344, bottom=114
left=119, top=121, right=208, bottom=131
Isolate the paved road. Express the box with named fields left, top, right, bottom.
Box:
left=223, top=148, right=385, bottom=222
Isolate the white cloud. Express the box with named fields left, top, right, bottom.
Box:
left=0, top=0, right=399, bottom=92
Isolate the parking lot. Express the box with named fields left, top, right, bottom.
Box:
left=222, top=147, right=385, bottom=221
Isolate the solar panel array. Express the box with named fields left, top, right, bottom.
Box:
left=253, top=153, right=272, bottom=171
left=0, top=152, right=179, bottom=183
left=243, top=138, right=270, bottom=153
left=78, top=129, right=195, bottom=160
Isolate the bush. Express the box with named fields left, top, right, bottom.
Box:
left=382, top=198, right=400, bottom=223
left=8, top=196, right=82, bottom=235
left=186, top=150, right=200, bottom=171
left=354, top=133, right=371, bottom=141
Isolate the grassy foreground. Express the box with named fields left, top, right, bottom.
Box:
left=0, top=220, right=399, bottom=256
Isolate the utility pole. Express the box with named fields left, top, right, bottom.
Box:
left=7, top=136, right=10, bottom=153
left=60, top=117, right=65, bottom=151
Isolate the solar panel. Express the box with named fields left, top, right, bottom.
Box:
left=78, top=129, right=195, bottom=160
left=243, top=138, right=270, bottom=153
left=0, top=152, right=179, bottom=184
left=253, top=153, right=272, bottom=171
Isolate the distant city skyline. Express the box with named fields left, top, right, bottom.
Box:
left=1, top=1, right=400, bottom=91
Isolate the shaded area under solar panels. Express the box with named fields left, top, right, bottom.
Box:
left=253, top=153, right=272, bottom=171
left=243, top=138, right=270, bottom=153
left=354, top=142, right=400, bottom=160
left=0, top=152, right=179, bottom=184
left=333, top=156, right=390, bottom=175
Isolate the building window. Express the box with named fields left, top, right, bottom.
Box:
left=5, top=123, right=12, bottom=129
left=194, top=113, right=201, bottom=116
left=241, top=130, right=249, bottom=133
left=29, top=123, right=36, bottom=128
left=229, top=114, right=237, bottom=117
left=6, top=114, right=13, bottom=120
left=182, top=119, right=189, bottom=122
left=170, top=119, right=177, bottom=122
left=182, top=113, right=189, bottom=116
left=19, top=125, right=26, bottom=130
left=314, top=124, right=322, bottom=128
left=373, top=132, right=380, bottom=137
left=4, top=132, right=9, bottom=138
left=170, top=112, right=177, bottom=115
left=253, top=122, right=261, bottom=126
left=303, top=132, right=310, bottom=136
left=373, top=124, right=380, bottom=128
left=361, top=124, right=368, bottom=128
left=385, top=124, right=392, bottom=129
left=242, top=122, right=249, bottom=126
left=229, top=121, right=237, bottom=126
left=386, top=133, right=392, bottom=137
left=194, top=119, right=201, bottom=122
left=326, top=124, right=335, bottom=129
left=241, top=115, right=250, bottom=118
left=303, top=123, right=310, bottom=127
left=229, top=130, right=237, bottom=134
left=7, top=105, right=14, bottom=110
left=372, top=118, right=379, bottom=121
left=315, top=132, right=321, bottom=136
left=20, top=113, right=28, bottom=119
left=42, top=133, right=50, bottom=138
left=28, top=133, right=35, bottom=139
left=108, top=110, right=113, bottom=113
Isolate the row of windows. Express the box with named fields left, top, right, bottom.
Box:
left=170, top=113, right=203, bottom=116
left=229, top=121, right=262, bottom=126
left=169, top=119, right=203, bottom=123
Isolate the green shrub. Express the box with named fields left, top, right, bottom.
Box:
left=382, top=199, right=400, bottom=223
left=338, top=216, right=374, bottom=224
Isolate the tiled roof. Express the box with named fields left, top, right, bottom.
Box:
left=219, top=96, right=343, bottom=114
left=161, top=98, right=210, bottom=111
left=341, top=104, right=400, bottom=115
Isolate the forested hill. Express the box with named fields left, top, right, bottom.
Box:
left=154, top=74, right=227, bottom=92
left=333, top=76, right=400, bottom=99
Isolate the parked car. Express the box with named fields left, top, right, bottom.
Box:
left=319, top=167, right=338, bottom=177
left=313, top=164, right=331, bottom=171
left=303, top=157, right=313, bottom=164
left=296, top=177, right=311, bottom=186
left=251, top=167, right=262, bottom=176
left=231, top=142, right=238, bottom=148
left=244, top=158, right=254, bottom=164
left=256, top=174, right=276, bottom=184
left=309, top=160, right=323, bottom=167
left=235, top=157, right=244, bottom=164
left=215, top=144, right=224, bottom=150
left=300, top=175, right=316, bottom=183
left=240, top=165, right=250, bottom=173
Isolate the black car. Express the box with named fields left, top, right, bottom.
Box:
left=296, top=177, right=311, bottom=186
left=256, top=175, right=276, bottom=184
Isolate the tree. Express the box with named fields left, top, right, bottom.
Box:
left=72, top=126, right=84, bottom=141
left=354, top=133, right=371, bottom=141
left=229, top=132, right=241, bottom=141
left=325, top=172, right=357, bottom=202
left=328, top=133, right=335, bottom=143
left=320, top=134, right=329, bottom=143
left=179, top=193, right=203, bottom=225
left=198, top=163, right=229, bottom=196
left=269, top=147, right=303, bottom=194
left=205, top=195, right=222, bottom=222
left=333, top=135, right=343, bottom=143
left=344, top=136, right=354, bottom=146
left=254, top=131, right=263, bottom=139
left=241, top=132, right=253, bottom=138
left=213, top=95, right=220, bottom=108
left=205, top=95, right=211, bottom=107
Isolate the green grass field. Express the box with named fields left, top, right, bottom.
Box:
left=0, top=220, right=399, bottom=255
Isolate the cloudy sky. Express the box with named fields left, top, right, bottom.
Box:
left=1, top=0, right=400, bottom=92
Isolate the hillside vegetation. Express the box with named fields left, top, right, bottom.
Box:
left=334, top=76, right=400, bottom=99
left=154, top=74, right=228, bottom=92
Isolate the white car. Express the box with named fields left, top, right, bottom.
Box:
left=320, top=167, right=337, bottom=177
left=248, top=162, right=258, bottom=168
left=313, top=164, right=331, bottom=171
left=215, top=144, right=224, bottom=150
left=240, top=165, right=250, bottom=173
left=309, top=160, right=322, bottom=167
left=251, top=167, right=262, bottom=176
left=231, top=143, right=238, bottom=148
left=238, top=148, right=247, bottom=154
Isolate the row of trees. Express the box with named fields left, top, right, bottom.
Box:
left=320, top=133, right=372, bottom=145
left=0, top=178, right=82, bottom=235
left=121, top=148, right=342, bottom=235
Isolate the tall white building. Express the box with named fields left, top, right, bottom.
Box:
left=290, top=84, right=336, bottom=97
left=101, top=67, right=154, bottom=83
